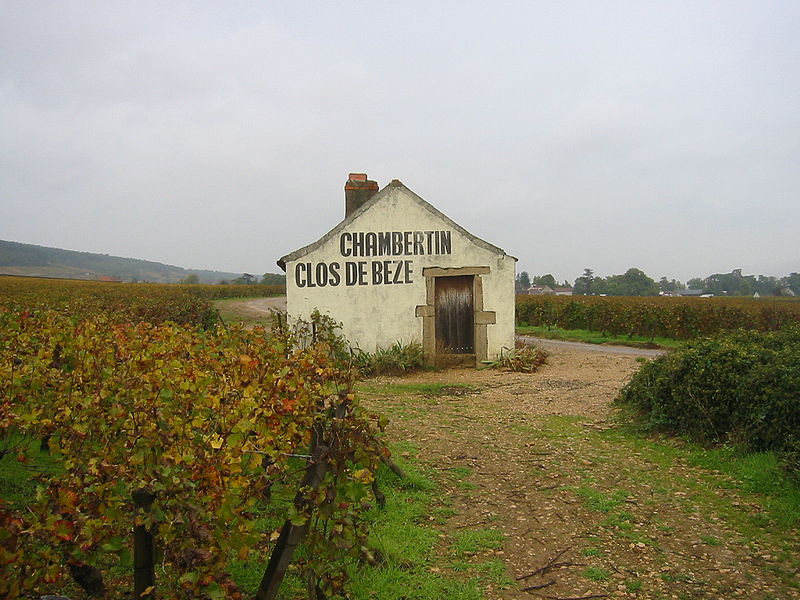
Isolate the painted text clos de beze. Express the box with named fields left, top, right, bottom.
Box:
left=294, top=230, right=453, bottom=288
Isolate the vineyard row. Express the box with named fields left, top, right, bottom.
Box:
left=516, top=295, right=800, bottom=339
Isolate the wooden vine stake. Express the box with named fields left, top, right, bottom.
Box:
left=255, top=424, right=330, bottom=600
left=132, top=488, right=156, bottom=600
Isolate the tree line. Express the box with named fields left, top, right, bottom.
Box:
left=180, top=272, right=287, bottom=285
left=516, top=268, right=799, bottom=297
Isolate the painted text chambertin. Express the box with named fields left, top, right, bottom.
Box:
left=340, top=230, right=452, bottom=257
left=278, top=175, right=516, bottom=366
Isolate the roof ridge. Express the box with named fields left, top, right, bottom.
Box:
left=277, top=181, right=515, bottom=270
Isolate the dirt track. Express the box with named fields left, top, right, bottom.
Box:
left=237, top=296, right=287, bottom=313
left=520, top=336, right=667, bottom=359
left=214, top=296, right=286, bottom=327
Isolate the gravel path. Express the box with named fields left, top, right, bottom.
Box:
left=518, top=336, right=667, bottom=358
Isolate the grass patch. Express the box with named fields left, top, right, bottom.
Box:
left=450, top=529, right=505, bottom=557
left=574, top=486, right=629, bottom=513
left=535, top=415, right=587, bottom=439
left=593, top=420, right=800, bottom=587
left=700, top=535, right=722, bottom=546
left=625, top=579, right=643, bottom=592
left=516, top=324, right=684, bottom=349
left=362, top=470, right=438, bottom=564
left=349, top=565, right=483, bottom=600
left=347, top=453, right=485, bottom=600
left=602, top=422, right=800, bottom=531
left=448, top=466, right=473, bottom=479
left=601, top=511, right=637, bottom=536
left=447, top=465, right=477, bottom=491
left=359, top=382, right=479, bottom=397
left=0, top=433, right=62, bottom=509
left=448, top=559, right=513, bottom=587
left=583, top=566, right=611, bottom=582
left=433, top=506, right=458, bottom=524
left=687, top=449, right=800, bottom=523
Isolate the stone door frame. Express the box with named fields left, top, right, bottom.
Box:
left=415, top=266, right=497, bottom=365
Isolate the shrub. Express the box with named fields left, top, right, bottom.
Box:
left=617, top=326, right=800, bottom=473
left=280, top=312, right=425, bottom=377
left=485, top=341, right=548, bottom=373
left=353, top=342, right=425, bottom=376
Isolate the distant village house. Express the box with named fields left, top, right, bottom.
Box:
left=524, top=285, right=573, bottom=296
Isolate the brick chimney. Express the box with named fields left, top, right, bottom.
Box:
left=344, top=173, right=379, bottom=218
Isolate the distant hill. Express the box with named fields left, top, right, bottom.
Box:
left=0, top=240, right=276, bottom=284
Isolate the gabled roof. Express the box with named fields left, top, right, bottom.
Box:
left=277, top=179, right=516, bottom=271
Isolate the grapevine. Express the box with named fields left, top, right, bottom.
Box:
left=0, top=279, right=387, bottom=599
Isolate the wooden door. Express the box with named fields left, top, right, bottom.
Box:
left=435, top=275, right=474, bottom=354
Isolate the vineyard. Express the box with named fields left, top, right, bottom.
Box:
left=516, top=294, right=800, bottom=340
left=0, top=276, right=284, bottom=326
left=0, top=277, right=387, bottom=599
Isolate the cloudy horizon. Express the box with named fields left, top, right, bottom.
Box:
left=2, top=1, right=798, bottom=284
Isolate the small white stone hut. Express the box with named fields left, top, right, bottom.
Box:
left=278, top=174, right=516, bottom=365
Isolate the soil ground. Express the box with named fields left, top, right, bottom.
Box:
left=361, top=350, right=799, bottom=600
left=223, top=298, right=800, bottom=600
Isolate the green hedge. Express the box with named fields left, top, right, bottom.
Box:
left=616, top=326, right=800, bottom=473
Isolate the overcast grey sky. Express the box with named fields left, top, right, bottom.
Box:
left=1, top=1, right=798, bottom=283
